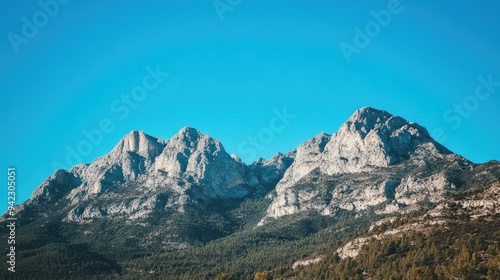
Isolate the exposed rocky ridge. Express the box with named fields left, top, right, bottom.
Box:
left=336, top=180, right=500, bottom=259
left=17, top=127, right=292, bottom=224
left=70, top=130, right=167, bottom=196
left=259, top=107, right=484, bottom=224
left=247, top=151, right=296, bottom=189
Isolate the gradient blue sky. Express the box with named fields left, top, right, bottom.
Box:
left=1, top=0, right=499, bottom=210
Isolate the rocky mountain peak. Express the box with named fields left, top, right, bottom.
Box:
left=154, top=127, right=228, bottom=175
left=261, top=107, right=466, bottom=223
left=167, top=126, right=226, bottom=155
left=342, top=106, right=429, bottom=140
left=345, top=107, right=394, bottom=138
left=274, top=108, right=438, bottom=193
left=175, top=126, right=203, bottom=146
left=110, top=130, right=166, bottom=159
left=148, top=127, right=258, bottom=201
left=324, top=107, right=439, bottom=174
left=348, top=106, right=391, bottom=121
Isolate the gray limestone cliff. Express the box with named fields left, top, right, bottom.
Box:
left=259, top=107, right=481, bottom=224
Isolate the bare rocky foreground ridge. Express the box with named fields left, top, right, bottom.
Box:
left=335, top=181, right=500, bottom=260
left=1, top=107, right=498, bottom=279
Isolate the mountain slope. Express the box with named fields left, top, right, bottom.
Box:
left=287, top=179, right=500, bottom=279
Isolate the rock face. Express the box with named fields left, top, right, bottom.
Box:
left=27, top=169, right=82, bottom=205
left=321, top=107, right=449, bottom=174
left=21, top=127, right=292, bottom=223
left=152, top=127, right=250, bottom=200
left=69, top=130, right=167, bottom=196
left=247, top=152, right=296, bottom=189
left=259, top=107, right=477, bottom=224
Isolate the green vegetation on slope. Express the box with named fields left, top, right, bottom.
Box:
left=288, top=213, right=500, bottom=279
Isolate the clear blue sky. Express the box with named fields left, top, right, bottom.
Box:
left=1, top=0, right=499, bottom=209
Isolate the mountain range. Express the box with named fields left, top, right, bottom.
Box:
left=1, top=107, right=499, bottom=279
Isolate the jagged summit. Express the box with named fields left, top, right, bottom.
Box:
left=111, top=129, right=165, bottom=159
left=343, top=106, right=430, bottom=140
left=348, top=106, right=392, bottom=121
left=110, top=127, right=209, bottom=159
left=175, top=126, right=204, bottom=143
left=152, top=126, right=238, bottom=188
left=178, top=126, right=200, bottom=134
left=329, top=107, right=437, bottom=170
left=345, top=107, right=394, bottom=138
left=274, top=107, right=442, bottom=193
left=261, top=107, right=471, bottom=223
